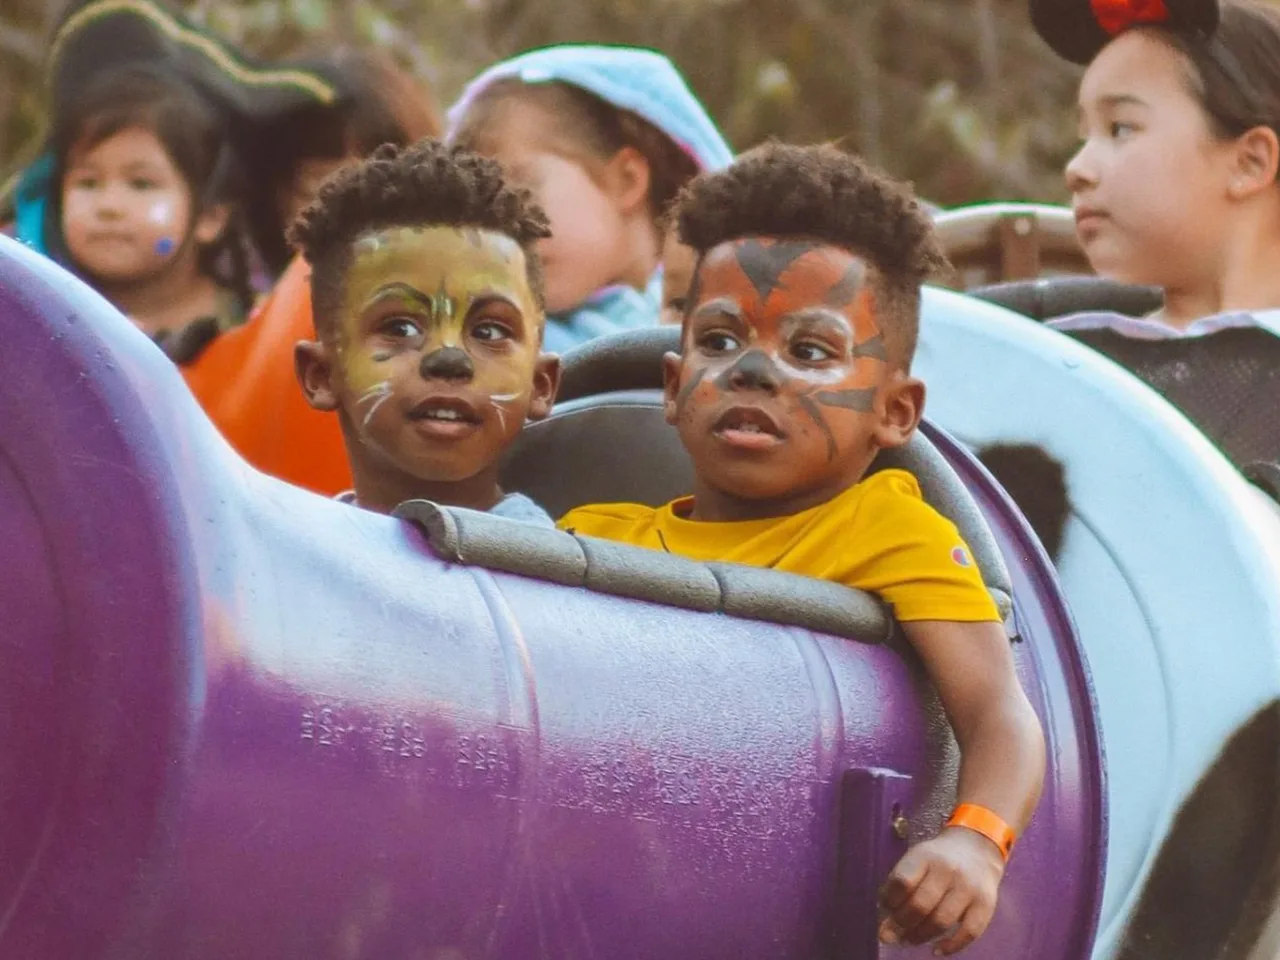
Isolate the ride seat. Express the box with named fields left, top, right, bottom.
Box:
left=971, top=277, right=1280, bottom=470
left=971, top=276, right=1162, bottom=321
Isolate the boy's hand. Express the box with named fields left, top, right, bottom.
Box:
left=878, top=827, right=1005, bottom=955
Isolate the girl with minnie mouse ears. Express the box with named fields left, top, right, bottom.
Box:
left=1031, top=0, right=1280, bottom=334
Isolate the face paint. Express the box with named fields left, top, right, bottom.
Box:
left=149, top=200, right=177, bottom=258
left=418, top=346, right=474, bottom=382
left=797, top=392, right=838, bottom=461
left=824, top=260, right=866, bottom=308
left=814, top=387, right=876, bottom=412
left=58, top=127, right=196, bottom=290
left=733, top=238, right=820, bottom=301
left=147, top=200, right=175, bottom=227
left=714, top=348, right=783, bottom=393
left=667, top=237, right=905, bottom=518
left=332, top=225, right=548, bottom=494
left=675, top=366, right=708, bottom=416
left=852, top=332, right=888, bottom=361
left=357, top=381, right=393, bottom=429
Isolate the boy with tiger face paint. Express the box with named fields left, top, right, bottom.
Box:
left=668, top=236, right=916, bottom=517
left=561, top=144, right=1046, bottom=955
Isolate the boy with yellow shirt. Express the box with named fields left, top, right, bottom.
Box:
left=560, top=143, right=1045, bottom=956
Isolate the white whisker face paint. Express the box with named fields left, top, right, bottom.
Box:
left=489, top=392, right=523, bottom=403
left=358, top=382, right=393, bottom=428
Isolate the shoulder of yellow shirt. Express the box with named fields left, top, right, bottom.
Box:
left=559, top=468, right=925, bottom=530
left=557, top=500, right=652, bottom=529
left=859, top=467, right=923, bottom=498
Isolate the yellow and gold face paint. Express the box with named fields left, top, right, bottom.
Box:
left=325, top=225, right=556, bottom=501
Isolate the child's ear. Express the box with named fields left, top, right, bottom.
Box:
left=662, top=351, right=684, bottom=425
left=294, top=339, right=339, bottom=411
left=526, top=352, right=562, bottom=421
left=607, top=146, right=653, bottom=216
left=874, top=372, right=925, bottom=450
left=1229, top=125, right=1280, bottom=199
left=193, top=203, right=232, bottom=246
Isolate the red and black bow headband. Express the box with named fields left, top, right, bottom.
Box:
left=1030, top=0, right=1220, bottom=64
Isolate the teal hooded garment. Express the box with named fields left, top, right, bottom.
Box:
left=9, top=154, right=54, bottom=255
left=448, top=45, right=733, bottom=355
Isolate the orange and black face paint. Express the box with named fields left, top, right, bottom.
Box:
left=678, top=237, right=891, bottom=462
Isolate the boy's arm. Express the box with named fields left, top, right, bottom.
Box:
left=879, top=618, right=1046, bottom=955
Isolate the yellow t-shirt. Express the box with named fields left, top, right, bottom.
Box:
left=558, top=469, right=1000, bottom=623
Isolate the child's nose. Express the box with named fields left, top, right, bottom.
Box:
left=1064, top=143, right=1098, bottom=195
left=418, top=346, right=475, bottom=383
left=94, top=185, right=129, bottom=219
left=720, top=349, right=781, bottom=394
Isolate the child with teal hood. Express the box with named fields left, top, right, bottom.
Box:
left=448, top=45, right=733, bottom=354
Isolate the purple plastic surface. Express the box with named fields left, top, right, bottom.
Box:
left=0, top=235, right=1104, bottom=959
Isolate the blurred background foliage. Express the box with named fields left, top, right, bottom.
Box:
left=0, top=0, right=1084, bottom=206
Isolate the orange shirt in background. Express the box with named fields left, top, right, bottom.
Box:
left=182, top=257, right=352, bottom=496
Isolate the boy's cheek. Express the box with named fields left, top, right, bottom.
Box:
left=340, top=352, right=389, bottom=396
left=474, top=349, right=540, bottom=396
left=688, top=366, right=726, bottom=411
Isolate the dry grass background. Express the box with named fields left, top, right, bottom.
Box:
left=0, top=0, right=1085, bottom=206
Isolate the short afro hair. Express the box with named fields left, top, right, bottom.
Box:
left=288, top=138, right=551, bottom=337
left=675, top=141, right=946, bottom=365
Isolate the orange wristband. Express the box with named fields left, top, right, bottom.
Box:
left=946, top=804, right=1016, bottom=862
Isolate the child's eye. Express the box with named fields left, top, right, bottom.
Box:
left=71, top=177, right=98, bottom=190
left=380, top=317, right=421, bottom=339
left=698, top=331, right=740, bottom=354
left=1109, top=121, right=1137, bottom=139
left=472, top=320, right=513, bottom=343
left=129, top=178, right=158, bottom=191
left=792, top=341, right=836, bottom=363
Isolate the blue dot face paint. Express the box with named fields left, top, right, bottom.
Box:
left=155, top=237, right=175, bottom=256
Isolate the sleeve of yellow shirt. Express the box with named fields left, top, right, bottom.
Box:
left=840, top=472, right=1002, bottom=624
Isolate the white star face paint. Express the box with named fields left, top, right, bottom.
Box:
left=147, top=200, right=175, bottom=227
left=148, top=201, right=177, bottom=257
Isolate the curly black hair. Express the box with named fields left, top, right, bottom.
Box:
left=288, top=138, right=551, bottom=337
left=675, top=141, right=946, bottom=364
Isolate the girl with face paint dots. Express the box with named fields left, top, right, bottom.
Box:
left=50, top=63, right=253, bottom=341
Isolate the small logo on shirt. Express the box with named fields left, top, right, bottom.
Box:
left=951, top=546, right=973, bottom=568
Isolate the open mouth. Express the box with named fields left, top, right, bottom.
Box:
left=712, top=405, right=784, bottom=449
left=407, top=396, right=483, bottom=439
left=409, top=396, right=482, bottom=424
